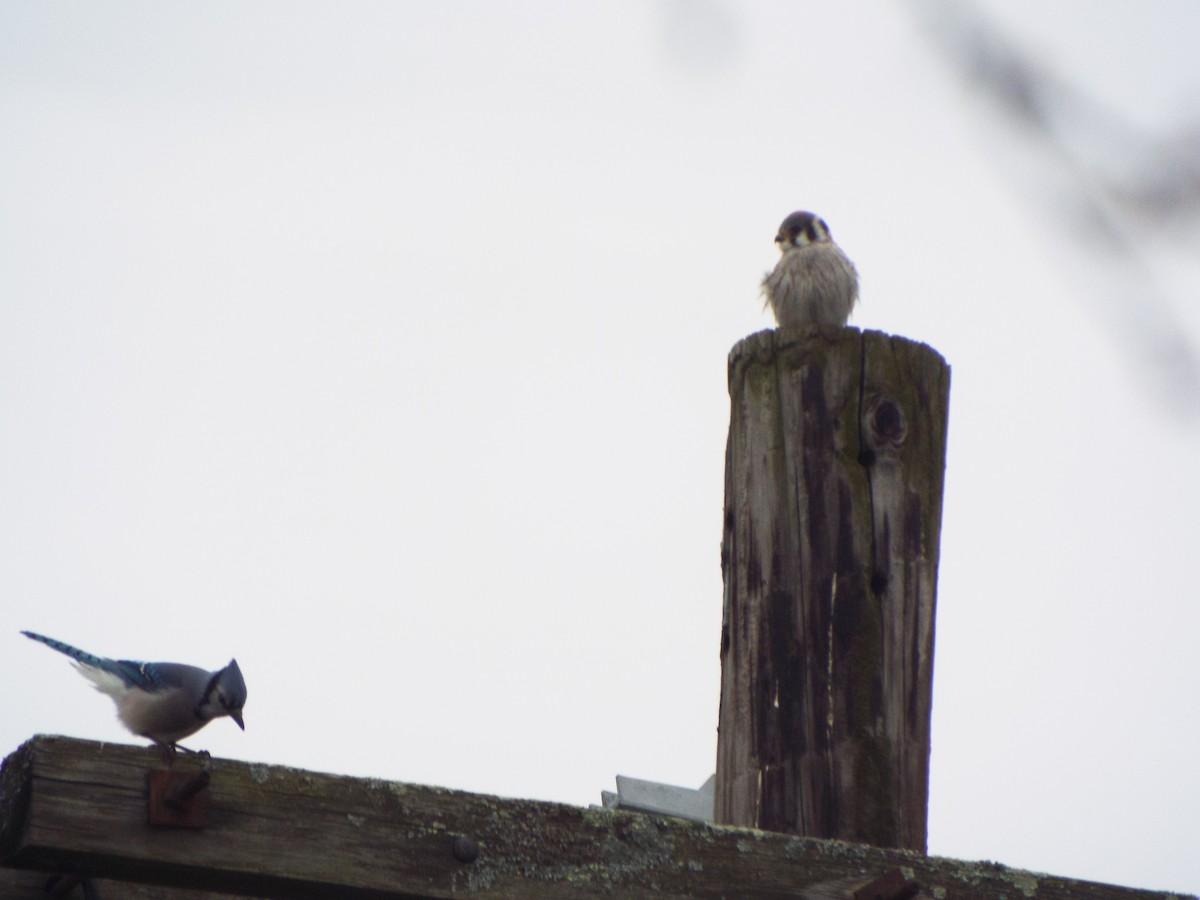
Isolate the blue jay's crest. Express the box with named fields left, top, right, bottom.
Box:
left=197, top=659, right=247, bottom=729
left=21, top=630, right=248, bottom=748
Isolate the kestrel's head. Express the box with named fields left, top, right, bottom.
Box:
left=774, top=211, right=832, bottom=249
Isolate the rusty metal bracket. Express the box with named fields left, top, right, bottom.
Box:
left=146, top=768, right=210, bottom=828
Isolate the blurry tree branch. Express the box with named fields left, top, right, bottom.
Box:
left=909, top=0, right=1200, bottom=419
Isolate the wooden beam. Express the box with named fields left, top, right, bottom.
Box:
left=1, top=737, right=1193, bottom=899
left=717, top=328, right=950, bottom=850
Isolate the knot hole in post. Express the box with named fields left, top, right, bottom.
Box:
left=864, top=395, right=907, bottom=461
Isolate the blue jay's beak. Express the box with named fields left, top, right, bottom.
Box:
left=230, top=710, right=245, bottom=730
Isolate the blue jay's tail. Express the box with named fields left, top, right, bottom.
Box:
left=21, top=630, right=167, bottom=694
left=22, top=630, right=108, bottom=668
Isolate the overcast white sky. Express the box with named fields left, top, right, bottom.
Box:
left=2, top=2, right=1198, bottom=894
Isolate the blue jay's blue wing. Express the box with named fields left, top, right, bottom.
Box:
left=108, top=659, right=173, bottom=692
left=21, top=630, right=170, bottom=692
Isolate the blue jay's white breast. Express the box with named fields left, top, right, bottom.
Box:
left=762, top=241, right=859, bottom=329
left=117, top=683, right=205, bottom=743
left=73, top=658, right=210, bottom=743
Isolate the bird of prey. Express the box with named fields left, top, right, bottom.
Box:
left=762, top=211, right=858, bottom=328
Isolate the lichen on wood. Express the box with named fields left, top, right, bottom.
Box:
left=2, top=737, right=1192, bottom=898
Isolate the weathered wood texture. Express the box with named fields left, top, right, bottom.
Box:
left=716, top=328, right=950, bottom=852
left=2, top=737, right=1194, bottom=900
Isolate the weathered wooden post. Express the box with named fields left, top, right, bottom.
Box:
left=715, top=327, right=950, bottom=852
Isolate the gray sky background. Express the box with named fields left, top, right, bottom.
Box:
left=2, top=1, right=1198, bottom=893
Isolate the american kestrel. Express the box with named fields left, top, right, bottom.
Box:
left=761, top=211, right=859, bottom=329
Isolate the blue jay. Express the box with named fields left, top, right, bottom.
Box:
left=762, top=211, right=859, bottom=329
left=22, top=630, right=246, bottom=751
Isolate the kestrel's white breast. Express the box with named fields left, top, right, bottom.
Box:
left=763, top=242, right=859, bottom=329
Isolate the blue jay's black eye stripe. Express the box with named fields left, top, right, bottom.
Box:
left=203, top=670, right=221, bottom=699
